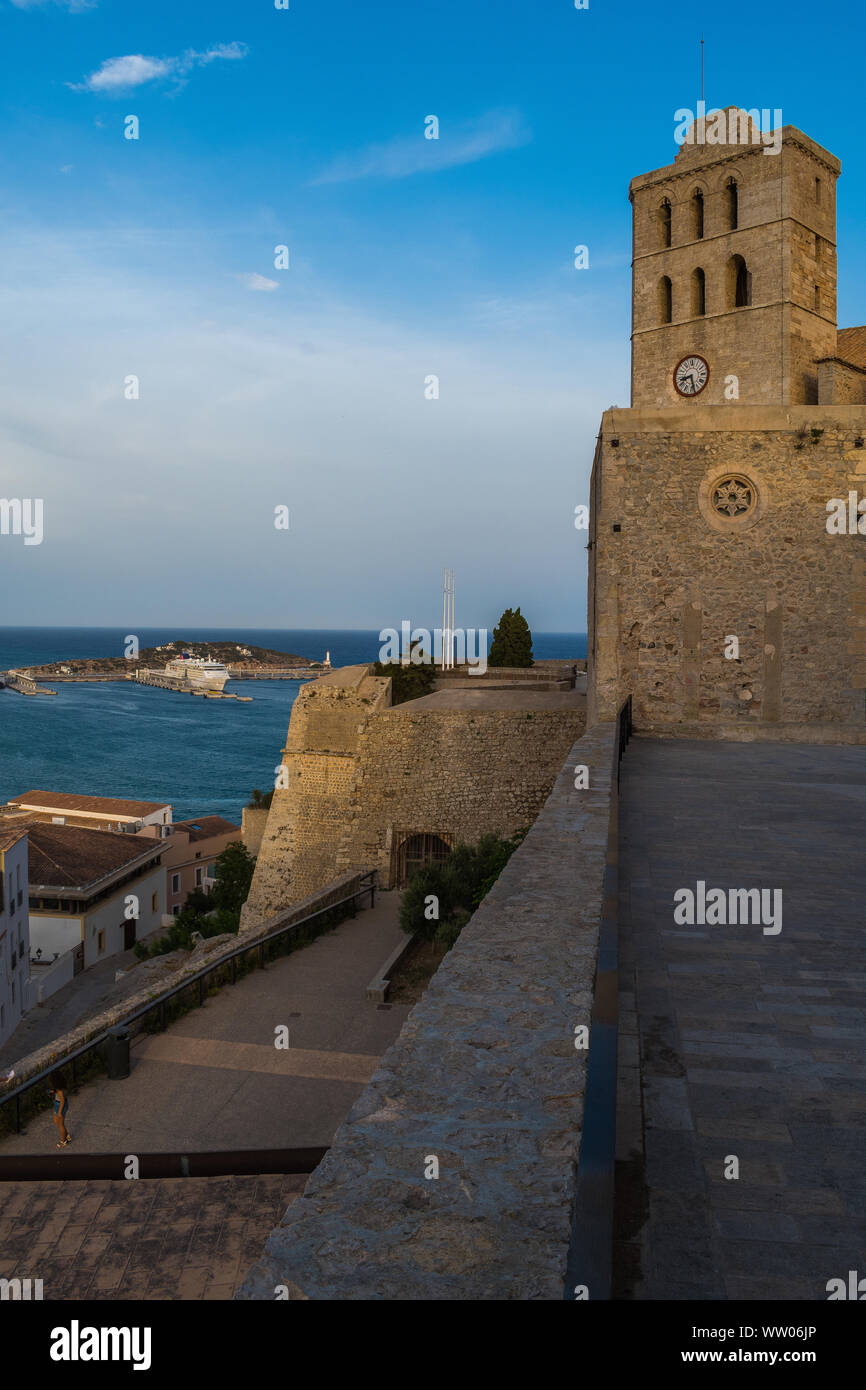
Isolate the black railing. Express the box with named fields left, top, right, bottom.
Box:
left=0, top=872, right=376, bottom=1139
left=564, top=696, right=631, bottom=1300
left=0, top=1147, right=328, bottom=1182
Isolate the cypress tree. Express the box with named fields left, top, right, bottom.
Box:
left=488, top=608, right=533, bottom=667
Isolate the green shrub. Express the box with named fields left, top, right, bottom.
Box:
left=399, top=830, right=526, bottom=947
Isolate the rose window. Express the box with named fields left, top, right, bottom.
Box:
left=711, top=476, right=755, bottom=518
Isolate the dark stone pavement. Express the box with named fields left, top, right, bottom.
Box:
left=614, top=737, right=866, bottom=1301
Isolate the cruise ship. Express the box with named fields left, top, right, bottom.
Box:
left=164, top=655, right=230, bottom=692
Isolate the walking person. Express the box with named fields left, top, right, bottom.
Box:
left=48, top=1071, right=72, bottom=1148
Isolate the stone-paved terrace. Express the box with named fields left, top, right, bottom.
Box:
left=615, top=737, right=866, bottom=1301
left=0, top=1175, right=305, bottom=1299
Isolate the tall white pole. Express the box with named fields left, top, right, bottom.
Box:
left=441, top=568, right=447, bottom=672
left=450, top=570, right=455, bottom=669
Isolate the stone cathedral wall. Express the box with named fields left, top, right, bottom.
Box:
left=589, top=404, right=866, bottom=740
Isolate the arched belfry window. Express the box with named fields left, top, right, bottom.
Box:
left=728, top=254, right=751, bottom=308
left=691, top=267, right=706, bottom=317
left=658, top=199, right=672, bottom=248
left=692, top=190, right=704, bottom=240
left=658, top=275, right=673, bottom=324
left=725, top=178, right=738, bottom=231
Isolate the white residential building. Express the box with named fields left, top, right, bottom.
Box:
left=26, top=821, right=166, bottom=971
left=2, top=790, right=171, bottom=834
left=0, top=827, right=30, bottom=1048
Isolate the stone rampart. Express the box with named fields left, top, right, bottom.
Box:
left=236, top=720, right=617, bottom=1300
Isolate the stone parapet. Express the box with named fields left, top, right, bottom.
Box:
left=236, top=721, right=619, bottom=1301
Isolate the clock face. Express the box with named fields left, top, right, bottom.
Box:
left=674, top=354, right=710, bottom=397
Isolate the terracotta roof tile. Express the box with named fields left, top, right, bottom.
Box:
left=9, top=790, right=170, bottom=818
left=173, top=816, right=240, bottom=842
left=836, top=326, right=866, bottom=370
left=24, top=821, right=162, bottom=891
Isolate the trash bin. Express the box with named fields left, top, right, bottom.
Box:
left=105, top=1025, right=130, bottom=1080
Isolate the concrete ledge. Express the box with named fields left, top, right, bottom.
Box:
left=636, top=720, right=866, bottom=745
left=236, top=722, right=620, bottom=1301
left=365, top=932, right=417, bottom=1004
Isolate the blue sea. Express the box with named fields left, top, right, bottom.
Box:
left=0, top=629, right=587, bottom=823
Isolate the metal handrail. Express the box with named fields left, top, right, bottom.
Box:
left=0, top=871, right=376, bottom=1135
left=564, top=696, right=631, bottom=1300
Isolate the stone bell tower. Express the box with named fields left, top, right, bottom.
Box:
left=588, top=110, right=866, bottom=742
left=630, top=109, right=840, bottom=407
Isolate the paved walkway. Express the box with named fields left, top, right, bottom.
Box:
left=614, top=738, right=866, bottom=1301
left=1, top=892, right=409, bottom=1155
left=0, top=893, right=411, bottom=1299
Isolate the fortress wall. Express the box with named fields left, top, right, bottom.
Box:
left=241, top=807, right=269, bottom=858
left=241, top=667, right=390, bottom=929
left=241, top=668, right=585, bottom=927
left=590, top=405, right=866, bottom=739
left=336, top=704, right=585, bottom=885
left=237, top=720, right=619, bottom=1301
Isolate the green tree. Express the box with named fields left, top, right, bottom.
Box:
left=209, top=840, right=256, bottom=915
left=488, top=608, right=533, bottom=668
left=373, top=661, right=436, bottom=705
left=247, top=788, right=273, bottom=809
left=133, top=841, right=257, bottom=960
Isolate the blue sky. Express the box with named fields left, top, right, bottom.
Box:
left=0, top=0, right=861, bottom=633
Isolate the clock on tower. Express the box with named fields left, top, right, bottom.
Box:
left=674, top=355, right=710, bottom=397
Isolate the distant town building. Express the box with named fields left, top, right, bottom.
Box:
left=1, top=790, right=172, bottom=834
left=0, top=827, right=29, bottom=1048
left=26, top=822, right=166, bottom=971
left=137, top=815, right=240, bottom=915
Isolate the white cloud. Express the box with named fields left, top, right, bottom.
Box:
left=236, top=272, right=279, bottom=292
left=312, top=109, right=531, bottom=185
left=72, top=43, right=248, bottom=94
left=11, top=0, right=97, bottom=10
left=0, top=216, right=610, bottom=629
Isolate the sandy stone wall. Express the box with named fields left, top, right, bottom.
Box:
left=241, top=807, right=269, bottom=858
left=241, top=667, right=390, bottom=928
left=236, top=721, right=618, bottom=1301
left=818, top=358, right=866, bottom=406
left=630, top=124, right=839, bottom=408
left=589, top=404, right=866, bottom=740
left=242, top=668, right=584, bottom=925
left=336, top=703, right=584, bottom=887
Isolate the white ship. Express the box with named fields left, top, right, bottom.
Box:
left=164, top=655, right=230, bottom=692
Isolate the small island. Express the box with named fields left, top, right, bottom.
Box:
left=25, top=640, right=324, bottom=682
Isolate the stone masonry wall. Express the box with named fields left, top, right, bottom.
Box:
left=818, top=358, right=866, bottom=406
left=589, top=404, right=866, bottom=740
left=241, top=667, right=390, bottom=929
left=630, top=126, right=839, bottom=408
left=241, top=807, right=269, bottom=859
left=336, top=704, right=585, bottom=886
left=242, top=665, right=585, bottom=925
left=236, top=721, right=618, bottom=1301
